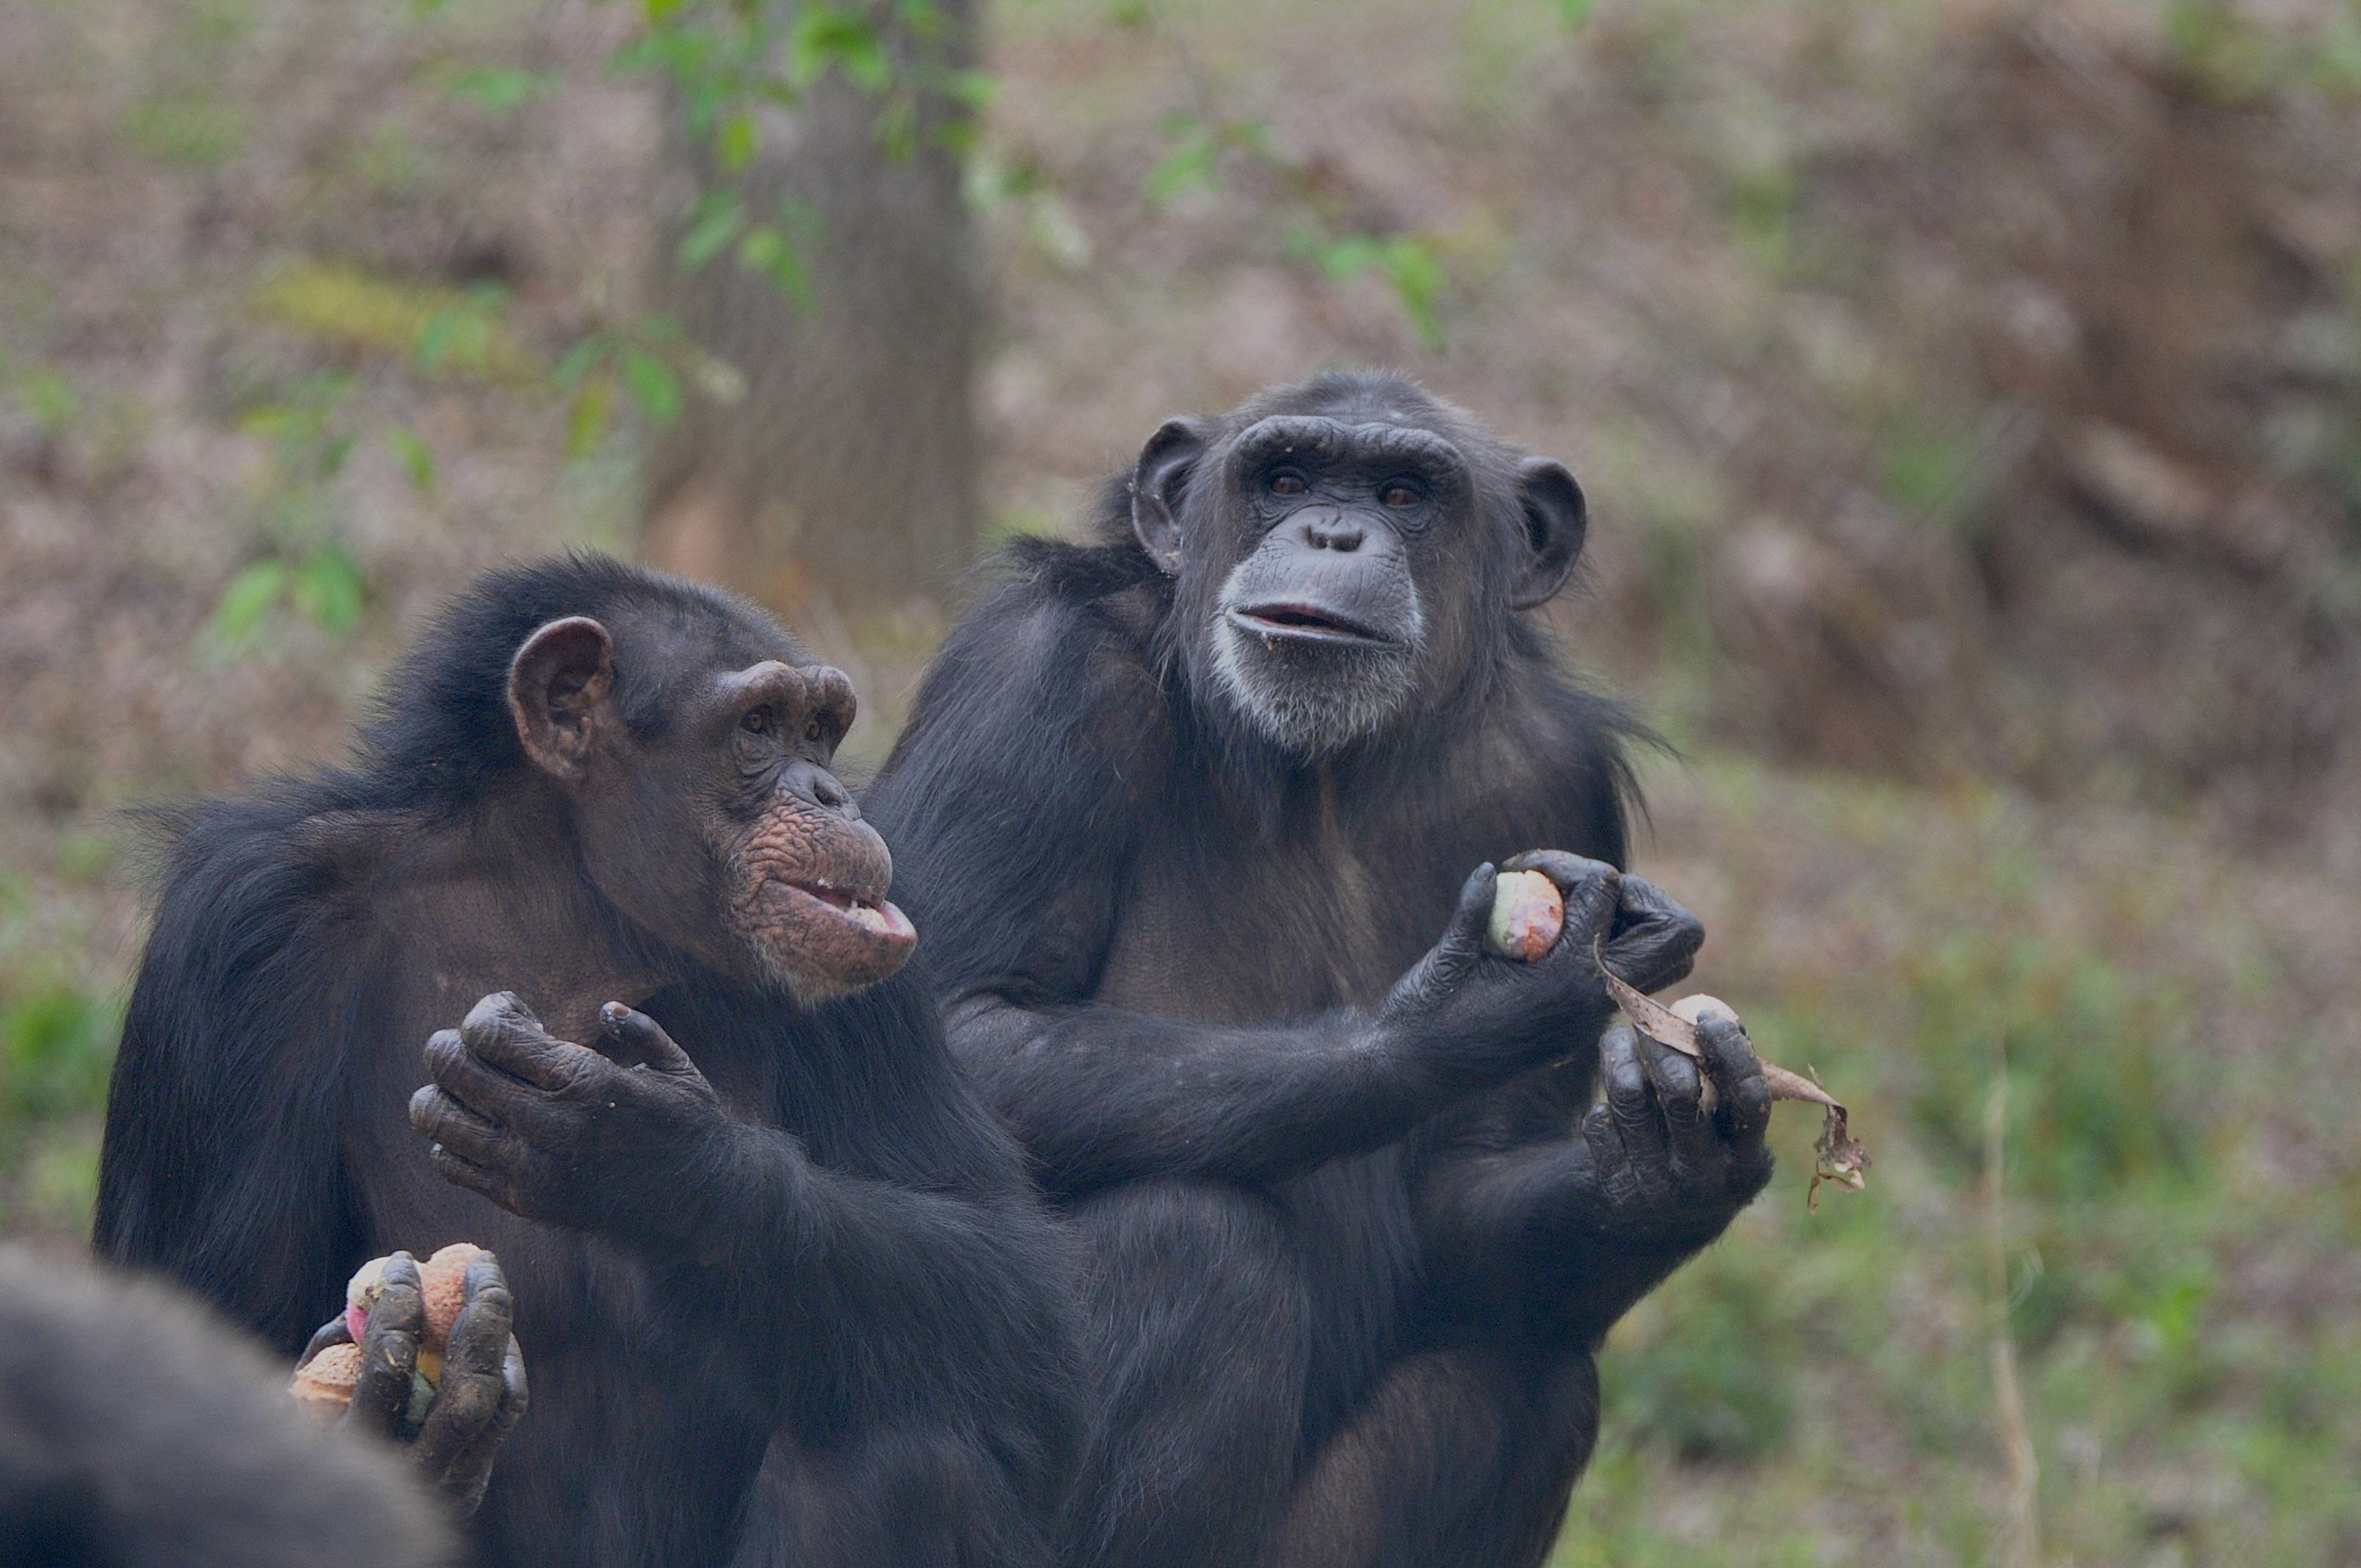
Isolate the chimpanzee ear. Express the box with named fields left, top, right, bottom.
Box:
left=508, top=617, right=616, bottom=783
left=1508, top=456, right=1587, bottom=611
left=1130, top=418, right=1208, bottom=576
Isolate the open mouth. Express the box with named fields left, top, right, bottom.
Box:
left=1225, top=603, right=1396, bottom=648
left=786, top=880, right=916, bottom=944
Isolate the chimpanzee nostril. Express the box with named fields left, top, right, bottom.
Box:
left=1302, top=515, right=1368, bottom=553
left=788, top=761, right=858, bottom=818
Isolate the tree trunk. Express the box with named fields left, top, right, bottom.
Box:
left=645, top=0, right=981, bottom=621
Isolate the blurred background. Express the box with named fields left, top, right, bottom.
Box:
left=1, top=0, right=2356, bottom=1560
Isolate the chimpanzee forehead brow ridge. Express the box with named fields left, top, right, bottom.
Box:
left=605, top=598, right=807, bottom=738
left=1225, top=415, right=1470, bottom=482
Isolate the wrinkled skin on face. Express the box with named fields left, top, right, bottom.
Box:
left=507, top=617, right=915, bottom=1003
left=1128, top=386, right=1585, bottom=756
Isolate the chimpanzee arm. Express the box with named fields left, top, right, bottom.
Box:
left=94, top=809, right=362, bottom=1353
left=1419, top=1022, right=1775, bottom=1346
left=410, top=981, right=1078, bottom=1560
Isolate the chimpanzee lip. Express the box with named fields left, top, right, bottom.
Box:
left=780, top=880, right=916, bottom=948
left=1226, top=602, right=1397, bottom=648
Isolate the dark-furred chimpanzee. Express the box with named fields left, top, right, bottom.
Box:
left=864, top=371, right=1775, bottom=1567
left=1, top=1246, right=453, bottom=1567
left=95, top=556, right=1079, bottom=1567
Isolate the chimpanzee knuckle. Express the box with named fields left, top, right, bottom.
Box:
left=1730, top=1077, right=1774, bottom=1133
left=462, top=992, right=527, bottom=1037
left=424, top=1030, right=465, bottom=1072
left=1606, top=1064, right=1652, bottom=1124
left=537, top=1044, right=606, bottom=1100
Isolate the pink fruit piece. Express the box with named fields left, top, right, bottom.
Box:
left=344, top=1302, right=369, bottom=1344
left=418, top=1242, right=490, bottom=1351
left=1484, top=869, right=1565, bottom=962
left=289, top=1341, right=364, bottom=1419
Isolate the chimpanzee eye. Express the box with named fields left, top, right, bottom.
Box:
left=740, top=708, right=773, bottom=736
left=1269, top=472, right=1308, bottom=498
left=1379, top=482, right=1423, bottom=507
left=803, top=717, right=826, bottom=744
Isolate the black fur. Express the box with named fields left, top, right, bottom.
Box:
left=96, top=556, right=1080, bottom=1567
left=0, top=1246, right=452, bottom=1568
left=867, top=374, right=1729, bottom=1567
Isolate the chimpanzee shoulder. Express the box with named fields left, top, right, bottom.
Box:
left=95, top=785, right=379, bottom=1349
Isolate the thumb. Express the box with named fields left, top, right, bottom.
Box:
left=1435, top=863, right=1498, bottom=970
left=601, top=1003, right=696, bottom=1076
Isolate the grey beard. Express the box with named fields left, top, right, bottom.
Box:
left=1209, top=611, right=1423, bottom=756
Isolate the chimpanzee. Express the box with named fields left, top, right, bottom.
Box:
left=1, top=1246, right=452, bottom=1567
left=863, top=371, right=1775, bottom=1567
left=95, top=556, right=1080, bottom=1567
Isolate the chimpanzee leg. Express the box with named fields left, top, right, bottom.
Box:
left=1067, top=1178, right=1315, bottom=1568
left=1261, top=1345, right=1599, bottom=1568
left=730, top=1429, right=1056, bottom=1568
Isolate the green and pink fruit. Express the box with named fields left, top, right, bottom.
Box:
left=1485, top=870, right=1564, bottom=962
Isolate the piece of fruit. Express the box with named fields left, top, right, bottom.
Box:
left=418, top=1242, right=489, bottom=1351
left=289, top=1342, right=364, bottom=1418
left=1485, top=870, right=1564, bottom=962
left=404, top=1368, right=438, bottom=1431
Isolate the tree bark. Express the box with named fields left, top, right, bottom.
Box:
left=645, top=0, right=981, bottom=617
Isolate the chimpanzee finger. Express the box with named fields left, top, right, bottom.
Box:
left=1600, top=1026, right=1675, bottom=1201
left=1695, top=1015, right=1772, bottom=1147
left=600, top=1003, right=699, bottom=1079
left=1500, top=850, right=1620, bottom=950
left=424, top=1029, right=521, bottom=1115
left=1601, top=876, right=1704, bottom=994
left=410, top=1086, right=526, bottom=1174
left=440, top=1335, right=529, bottom=1514
left=458, top=992, right=592, bottom=1092
left=1636, top=1031, right=1715, bottom=1166
left=299, top=1314, right=352, bottom=1371
left=1600, top=1025, right=1655, bottom=1136
left=414, top=1257, right=514, bottom=1476
left=1598, top=1028, right=1673, bottom=1202
left=1408, top=865, right=1498, bottom=999
left=342, top=1252, right=422, bottom=1441
left=429, top=1144, right=523, bottom=1214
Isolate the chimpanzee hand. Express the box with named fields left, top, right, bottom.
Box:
left=294, top=1249, right=528, bottom=1513
left=1558, top=1017, right=1775, bottom=1340
left=410, top=992, right=734, bottom=1249
left=1374, top=857, right=1705, bottom=1083
left=1502, top=850, right=1704, bottom=998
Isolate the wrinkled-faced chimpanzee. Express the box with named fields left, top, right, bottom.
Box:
left=1, top=1246, right=453, bottom=1567
left=863, top=371, right=1775, bottom=1567
left=95, top=556, right=1080, bottom=1567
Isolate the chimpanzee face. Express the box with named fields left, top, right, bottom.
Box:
left=1131, top=382, right=1586, bottom=756
left=506, top=617, right=916, bottom=1004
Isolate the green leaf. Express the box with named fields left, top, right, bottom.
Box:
left=792, top=7, right=891, bottom=93
left=211, top=561, right=289, bottom=645
left=1379, top=238, right=1448, bottom=352
left=552, top=335, right=609, bottom=388
left=620, top=349, right=683, bottom=427
left=738, top=225, right=813, bottom=308
left=291, top=546, right=366, bottom=634
left=1145, top=128, right=1219, bottom=206
left=384, top=427, right=437, bottom=493
left=678, top=191, right=747, bottom=271
left=567, top=374, right=614, bottom=458
left=443, top=65, right=562, bottom=115
left=716, top=111, right=760, bottom=173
